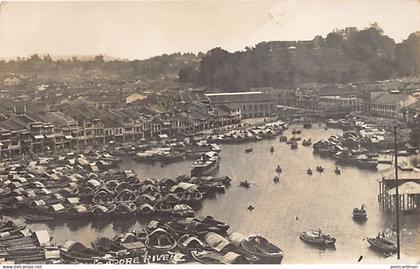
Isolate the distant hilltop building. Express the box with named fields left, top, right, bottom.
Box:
left=205, top=91, right=276, bottom=118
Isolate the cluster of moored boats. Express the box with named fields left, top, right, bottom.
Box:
left=313, top=134, right=380, bottom=170
left=0, top=216, right=283, bottom=264
left=133, top=140, right=221, bottom=164
left=123, top=121, right=289, bottom=165
left=0, top=151, right=232, bottom=220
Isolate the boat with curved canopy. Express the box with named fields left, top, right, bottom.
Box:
left=240, top=235, right=283, bottom=264
left=145, top=228, right=177, bottom=253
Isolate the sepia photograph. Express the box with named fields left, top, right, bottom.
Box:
left=0, top=0, right=419, bottom=267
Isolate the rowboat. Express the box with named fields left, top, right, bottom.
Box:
left=367, top=237, right=397, bottom=253
left=24, top=214, right=54, bottom=222
left=240, top=235, right=283, bottom=264
left=299, top=229, right=336, bottom=248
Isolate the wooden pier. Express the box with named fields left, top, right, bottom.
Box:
left=378, top=176, right=420, bottom=214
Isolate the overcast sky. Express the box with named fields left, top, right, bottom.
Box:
left=0, top=0, right=419, bottom=60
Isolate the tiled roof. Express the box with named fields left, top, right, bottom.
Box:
left=371, top=91, right=415, bottom=105
left=318, top=85, right=358, bottom=96
left=41, top=112, right=76, bottom=127
left=206, top=92, right=275, bottom=103
left=0, top=118, right=27, bottom=131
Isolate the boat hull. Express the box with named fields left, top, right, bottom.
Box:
left=191, top=159, right=220, bottom=177
left=367, top=238, right=397, bottom=253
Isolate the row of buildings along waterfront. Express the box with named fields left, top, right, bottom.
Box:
left=2, top=79, right=420, bottom=158
left=276, top=82, right=420, bottom=125
left=0, top=91, right=242, bottom=158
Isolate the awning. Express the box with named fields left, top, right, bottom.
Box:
left=64, top=135, right=73, bottom=140
left=34, top=230, right=50, bottom=246
left=45, top=134, right=55, bottom=139
left=50, top=204, right=65, bottom=212
left=33, top=134, right=45, bottom=139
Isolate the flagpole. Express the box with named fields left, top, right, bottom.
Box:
left=394, top=125, right=401, bottom=259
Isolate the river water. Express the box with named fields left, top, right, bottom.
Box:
left=17, top=124, right=420, bottom=263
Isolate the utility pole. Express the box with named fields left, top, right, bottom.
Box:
left=394, top=125, right=401, bottom=259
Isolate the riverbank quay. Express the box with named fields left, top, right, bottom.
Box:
left=105, top=118, right=287, bottom=164
left=0, top=216, right=283, bottom=264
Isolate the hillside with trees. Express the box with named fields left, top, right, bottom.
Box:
left=0, top=52, right=201, bottom=85
left=179, top=25, right=420, bottom=90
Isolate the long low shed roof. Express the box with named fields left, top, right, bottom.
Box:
left=387, top=182, right=420, bottom=195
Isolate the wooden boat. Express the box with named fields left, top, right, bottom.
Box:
left=279, top=136, right=287, bottom=142
left=191, top=152, right=220, bottom=177
left=334, top=167, right=341, bottom=175
left=0, top=220, right=26, bottom=233
left=166, top=219, right=208, bottom=238
left=270, top=146, right=274, bottom=153
left=316, top=166, right=324, bottom=173
left=299, top=230, right=336, bottom=248
left=302, top=139, right=312, bottom=146
left=197, top=216, right=230, bottom=235
left=275, top=166, right=282, bottom=173
left=245, top=148, right=253, bottom=153
left=290, top=135, right=301, bottom=141
left=0, top=187, right=11, bottom=198
left=273, top=176, right=280, bottom=183
left=60, top=241, right=106, bottom=264
left=290, top=142, right=298, bottom=149
left=146, top=220, right=167, bottom=234
left=240, top=235, right=283, bottom=264
left=154, top=200, right=172, bottom=215
left=240, top=180, right=251, bottom=188
left=172, top=204, right=194, bottom=218
left=163, top=193, right=181, bottom=205
left=367, top=237, right=397, bottom=253
left=181, top=190, right=203, bottom=204
left=292, top=129, right=301, bottom=135
left=190, top=250, right=224, bottom=264
left=307, top=168, right=313, bottom=175
left=24, top=214, right=54, bottom=222
left=144, top=228, right=176, bottom=253
left=352, top=205, right=367, bottom=220
left=177, top=234, right=209, bottom=254
left=191, top=250, right=252, bottom=264
left=137, top=203, right=155, bottom=216
left=91, top=237, right=122, bottom=253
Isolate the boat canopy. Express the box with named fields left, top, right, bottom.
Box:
left=228, top=232, right=246, bottom=247
left=87, top=179, right=101, bottom=188
left=34, top=230, right=50, bottom=246
left=221, top=252, right=244, bottom=264
left=204, top=232, right=232, bottom=253
left=50, top=203, right=65, bottom=212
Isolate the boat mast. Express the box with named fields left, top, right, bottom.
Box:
left=393, top=125, right=400, bottom=259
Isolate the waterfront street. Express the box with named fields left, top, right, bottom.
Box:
left=12, top=124, right=419, bottom=263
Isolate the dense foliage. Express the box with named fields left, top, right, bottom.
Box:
left=180, top=26, right=420, bottom=90
left=0, top=53, right=201, bottom=85
left=1, top=25, right=418, bottom=91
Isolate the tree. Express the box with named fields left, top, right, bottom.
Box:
left=325, top=32, right=344, bottom=48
